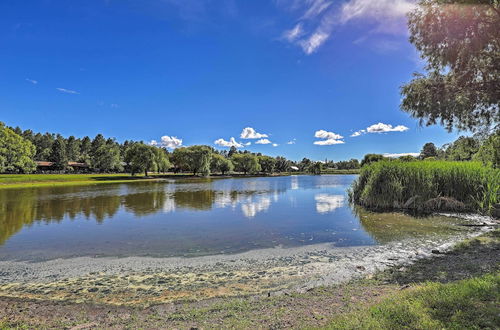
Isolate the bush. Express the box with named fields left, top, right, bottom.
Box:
left=349, top=160, right=499, bottom=215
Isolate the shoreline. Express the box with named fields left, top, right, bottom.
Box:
left=0, top=171, right=360, bottom=189
left=0, top=214, right=496, bottom=307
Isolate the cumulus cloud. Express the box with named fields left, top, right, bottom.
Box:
left=277, top=0, right=416, bottom=54
left=383, top=152, right=419, bottom=158
left=240, top=127, right=268, bottom=139
left=287, top=139, right=296, bottom=145
left=351, top=123, right=409, bottom=137
left=366, top=122, right=409, bottom=133
left=255, top=138, right=272, bottom=145
left=214, top=137, right=244, bottom=148
left=272, top=143, right=279, bottom=147
left=56, top=87, right=79, bottom=94
left=314, top=129, right=345, bottom=145
left=150, top=135, right=183, bottom=149
left=26, top=78, right=38, bottom=84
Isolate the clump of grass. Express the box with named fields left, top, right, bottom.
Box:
left=326, top=273, right=500, bottom=329
left=349, top=161, right=499, bottom=215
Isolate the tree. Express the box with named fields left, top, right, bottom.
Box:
left=210, top=153, right=234, bottom=175
left=298, top=158, right=312, bottom=172
left=92, top=140, right=122, bottom=173
left=420, top=142, right=438, bottom=159
left=232, top=153, right=260, bottom=175
left=446, top=136, right=480, bottom=161
left=258, top=155, right=276, bottom=174
left=361, top=154, right=385, bottom=167
left=401, top=0, right=500, bottom=132
left=309, top=161, right=323, bottom=175
left=275, top=156, right=290, bottom=172
left=228, top=146, right=237, bottom=158
left=49, top=136, right=68, bottom=170
left=152, top=147, right=171, bottom=173
left=125, top=143, right=155, bottom=176
left=399, top=155, right=418, bottom=162
left=79, top=136, right=92, bottom=165
left=171, top=146, right=212, bottom=176
left=66, top=136, right=80, bottom=161
left=0, top=122, right=36, bottom=173
left=474, top=131, right=500, bottom=168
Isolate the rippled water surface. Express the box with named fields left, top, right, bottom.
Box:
left=0, top=175, right=465, bottom=260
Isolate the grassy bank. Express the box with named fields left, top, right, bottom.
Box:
left=0, top=171, right=358, bottom=189
left=1, top=229, right=498, bottom=329
left=350, top=160, right=499, bottom=215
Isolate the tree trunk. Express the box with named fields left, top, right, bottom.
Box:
left=145, top=170, right=148, bottom=177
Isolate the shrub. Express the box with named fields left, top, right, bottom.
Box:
left=349, top=160, right=499, bottom=215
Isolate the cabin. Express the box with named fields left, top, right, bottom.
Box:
left=35, top=161, right=90, bottom=173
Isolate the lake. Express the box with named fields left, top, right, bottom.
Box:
left=0, top=175, right=465, bottom=261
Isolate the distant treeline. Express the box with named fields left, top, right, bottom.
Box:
left=0, top=123, right=356, bottom=175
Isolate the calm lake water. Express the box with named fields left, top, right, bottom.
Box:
left=0, top=175, right=465, bottom=261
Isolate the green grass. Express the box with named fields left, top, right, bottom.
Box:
left=0, top=173, right=191, bottom=189
left=349, top=160, right=499, bottom=215
left=325, top=273, right=500, bottom=329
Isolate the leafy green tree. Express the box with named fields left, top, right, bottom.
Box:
left=152, top=147, right=171, bottom=173
left=210, top=153, right=234, bottom=175
left=446, top=136, right=480, bottom=161
left=92, top=140, right=122, bottom=173
left=401, top=0, right=500, bottom=131
left=298, top=158, right=312, bottom=172
left=228, top=146, right=237, bottom=158
left=187, top=145, right=212, bottom=176
left=420, top=142, right=438, bottom=159
left=474, top=131, right=500, bottom=168
left=49, top=136, right=68, bottom=170
left=232, top=153, right=260, bottom=175
left=258, top=155, right=276, bottom=174
left=275, top=156, right=290, bottom=172
left=361, top=154, right=385, bottom=167
left=309, top=162, right=323, bottom=175
left=335, top=159, right=360, bottom=169
left=399, top=155, right=418, bottom=162
left=125, top=143, right=156, bottom=176
left=0, top=123, right=36, bottom=173
left=33, top=132, right=54, bottom=161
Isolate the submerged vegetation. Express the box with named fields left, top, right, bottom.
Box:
left=350, top=160, right=499, bottom=215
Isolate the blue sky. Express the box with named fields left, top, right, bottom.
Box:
left=0, top=0, right=463, bottom=161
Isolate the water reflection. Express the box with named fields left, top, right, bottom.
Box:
left=315, top=194, right=345, bottom=214
left=0, top=175, right=467, bottom=260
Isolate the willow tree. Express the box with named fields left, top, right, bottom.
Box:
left=0, top=122, right=36, bottom=173
left=401, top=0, right=500, bottom=132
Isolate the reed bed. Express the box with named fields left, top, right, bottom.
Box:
left=349, top=161, right=499, bottom=215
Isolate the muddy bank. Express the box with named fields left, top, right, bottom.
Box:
left=0, top=215, right=496, bottom=306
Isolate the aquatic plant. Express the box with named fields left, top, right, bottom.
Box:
left=349, top=161, right=499, bottom=215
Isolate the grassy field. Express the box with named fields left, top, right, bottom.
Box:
left=350, top=160, right=499, bottom=215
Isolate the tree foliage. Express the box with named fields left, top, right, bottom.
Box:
left=258, top=155, right=276, bottom=174
left=401, top=0, right=500, bottom=131
left=0, top=122, right=36, bottom=173
left=210, top=153, right=234, bottom=175
left=361, top=154, right=385, bottom=167
left=232, top=153, right=260, bottom=175
left=420, top=142, right=438, bottom=159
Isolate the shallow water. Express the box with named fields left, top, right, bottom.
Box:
left=0, top=175, right=467, bottom=261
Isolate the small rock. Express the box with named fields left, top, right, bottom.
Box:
left=431, top=249, right=441, bottom=254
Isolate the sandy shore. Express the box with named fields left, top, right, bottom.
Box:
left=0, top=214, right=496, bottom=306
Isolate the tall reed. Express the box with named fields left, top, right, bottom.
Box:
left=349, top=161, right=499, bottom=215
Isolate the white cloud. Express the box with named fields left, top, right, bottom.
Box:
left=214, top=137, right=244, bottom=148
left=278, top=0, right=416, bottom=54
left=240, top=127, right=268, bottom=139
left=150, top=135, right=183, bottom=149
left=245, top=142, right=252, bottom=146
left=26, top=78, right=38, bottom=84
left=350, top=130, right=366, bottom=137
left=255, top=138, right=272, bottom=145
left=314, top=129, right=345, bottom=145
left=56, top=88, right=79, bottom=94
left=351, top=123, right=409, bottom=137
left=383, top=152, right=419, bottom=158
left=287, top=139, right=296, bottom=145
left=340, top=0, right=415, bottom=24
left=314, top=139, right=345, bottom=145
left=315, top=129, right=343, bottom=140
left=110, top=103, right=120, bottom=108
left=272, top=143, right=279, bottom=147
left=283, top=23, right=304, bottom=42
left=241, top=196, right=271, bottom=218
left=366, top=122, right=409, bottom=133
